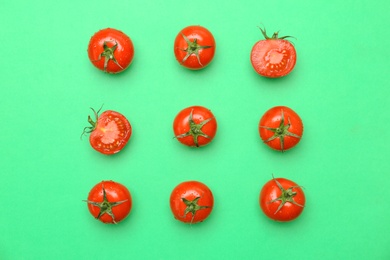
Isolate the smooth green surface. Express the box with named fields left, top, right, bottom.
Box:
left=1, top=0, right=389, bottom=259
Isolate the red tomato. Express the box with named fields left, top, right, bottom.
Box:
left=174, top=25, right=216, bottom=70
left=84, top=180, right=132, bottom=224
left=250, top=27, right=296, bottom=78
left=259, top=176, right=305, bottom=222
left=82, top=107, right=132, bottom=155
left=173, top=106, right=217, bottom=147
left=259, top=106, right=303, bottom=152
left=88, top=28, right=134, bottom=73
left=170, top=181, right=214, bottom=224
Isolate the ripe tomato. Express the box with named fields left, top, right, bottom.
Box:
left=250, top=27, right=296, bottom=78
left=259, top=176, right=305, bottom=222
left=174, top=25, right=216, bottom=70
left=82, top=107, right=132, bottom=155
left=259, top=106, right=303, bottom=152
left=88, top=28, right=134, bottom=73
left=170, top=181, right=214, bottom=224
left=173, top=106, right=217, bottom=147
left=84, top=180, right=132, bottom=224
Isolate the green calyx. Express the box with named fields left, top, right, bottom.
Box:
left=269, top=176, right=304, bottom=215
left=92, top=40, right=123, bottom=72
left=258, top=26, right=294, bottom=40
left=260, top=110, right=300, bottom=152
left=180, top=33, right=212, bottom=66
left=80, top=106, right=102, bottom=139
left=181, top=197, right=210, bottom=224
left=175, top=109, right=213, bottom=147
left=84, top=186, right=128, bottom=224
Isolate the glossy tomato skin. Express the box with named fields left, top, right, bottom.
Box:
left=174, top=25, right=216, bottom=70
left=250, top=29, right=296, bottom=78
left=88, top=28, right=134, bottom=73
left=259, top=177, right=305, bottom=222
left=170, top=181, right=214, bottom=224
left=173, top=106, right=217, bottom=147
left=84, top=109, right=132, bottom=155
left=259, top=106, right=303, bottom=151
left=86, top=180, right=132, bottom=224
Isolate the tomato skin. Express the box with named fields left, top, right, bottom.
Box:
left=85, top=180, right=132, bottom=224
left=88, top=28, right=134, bottom=73
left=259, top=106, right=303, bottom=151
left=83, top=108, right=132, bottom=155
left=173, top=106, right=217, bottom=147
left=170, top=181, right=214, bottom=224
left=259, top=177, right=305, bottom=222
left=250, top=28, right=296, bottom=78
left=174, top=25, right=216, bottom=70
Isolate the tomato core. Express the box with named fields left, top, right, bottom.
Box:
left=267, top=50, right=284, bottom=64
left=99, top=121, right=119, bottom=144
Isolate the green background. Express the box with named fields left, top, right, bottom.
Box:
left=1, top=0, right=389, bottom=259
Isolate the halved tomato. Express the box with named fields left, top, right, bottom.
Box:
left=82, top=107, right=132, bottom=155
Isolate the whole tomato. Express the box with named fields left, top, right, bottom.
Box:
left=259, top=176, right=305, bottom=222
left=88, top=28, right=134, bottom=73
left=81, top=107, right=132, bottom=155
left=84, top=180, right=132, bottom=224
left=173, top=106, right=217, bottom=147
left=259, top=106, right=303, bottom=152
left=250, top=27, right=296, bottom=78
left=170, top=181, right=214, bottom=224
left=174, top=25, right=216, bottom=70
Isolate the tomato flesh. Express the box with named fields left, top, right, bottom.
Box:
left=88, top=110, right=132, bottom=155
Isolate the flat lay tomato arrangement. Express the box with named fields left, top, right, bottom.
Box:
left=82, top=25, right=305, bottom=225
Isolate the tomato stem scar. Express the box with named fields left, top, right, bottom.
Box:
left=92, top=40, right=123, bottom=72
left=269, top=175, right=304, bottom=215
left=181, top=196, right=210, bottom=224
left=174, top=109, right=214, bottom=147
left=259, top=109, right=301, bottom=152
left=83, top=185, right=128, bottom=224
left=180, top=33, right=212, bottom=66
